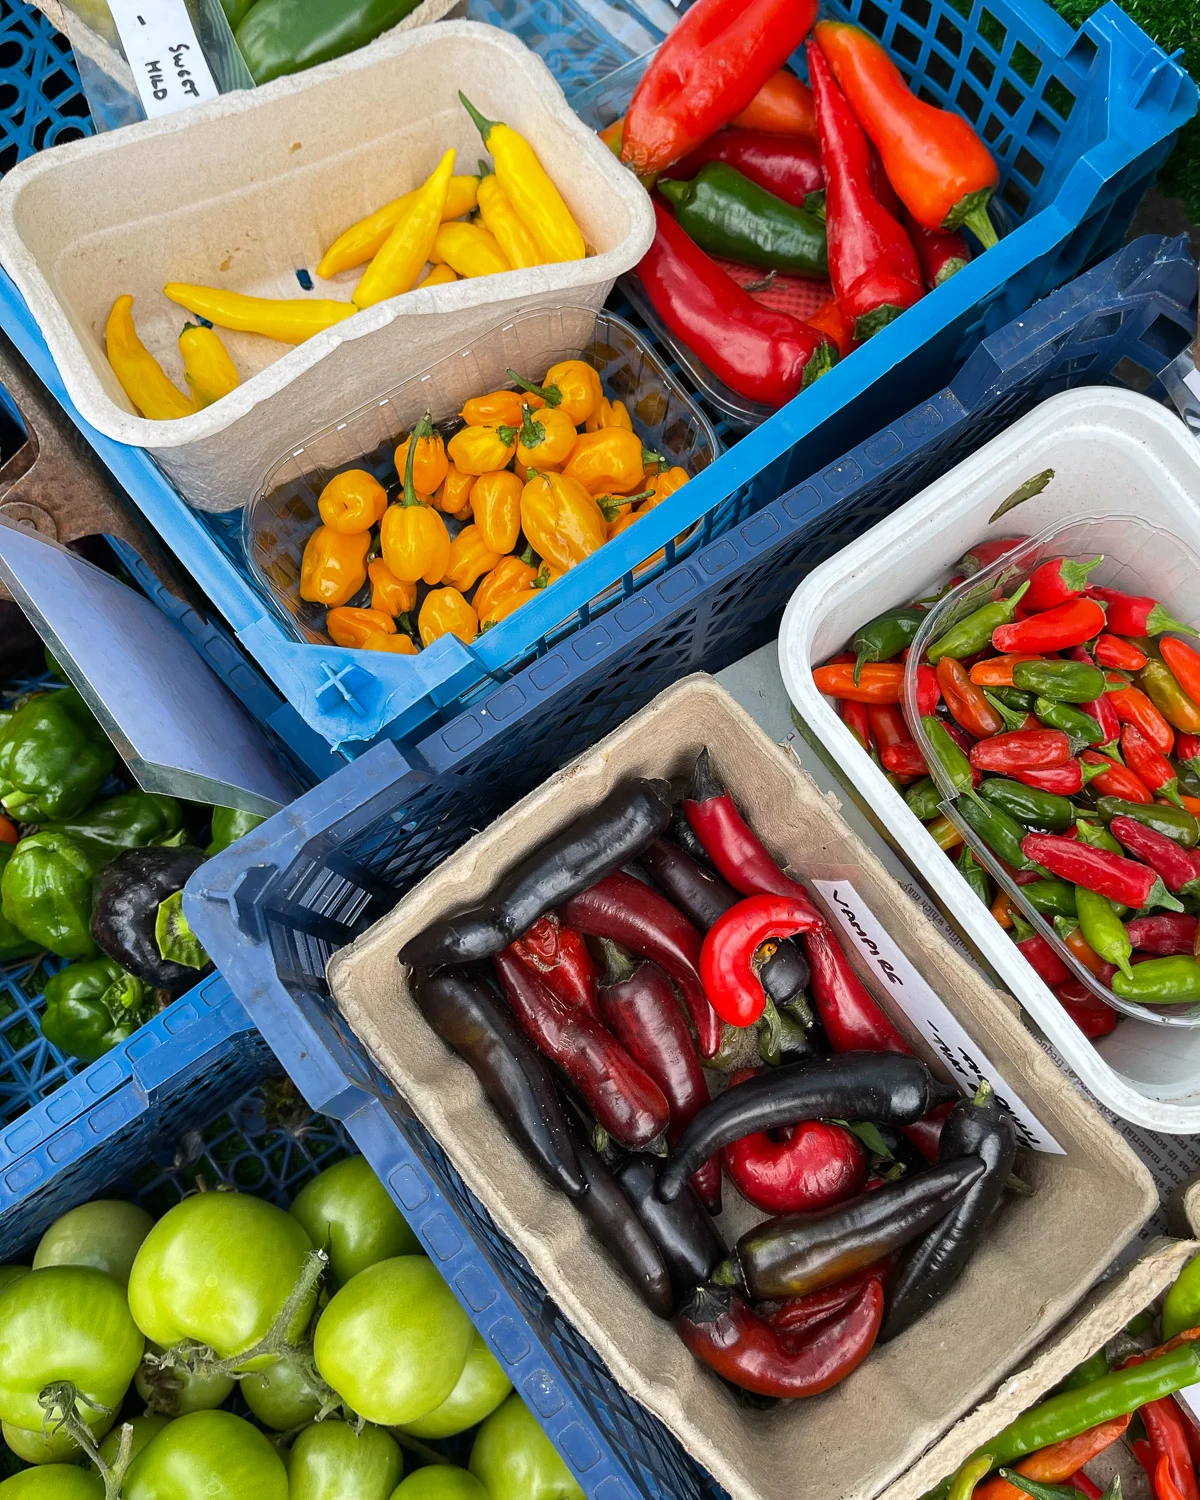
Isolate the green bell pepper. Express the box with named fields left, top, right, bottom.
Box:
left=0, top=846, right=39, bottom=963
left=39, top=956, right=154, bottom=1062
left=206, top=807, right=266, bottom=856
left=235, top=0, right=423, bottom=83
left=0, top=689, right=115, bottom=822
left=46, top=791, right=183, bottom=863
left=0, top=832, right=99, bottom=959
left=657, top=164, right=829, bottom=277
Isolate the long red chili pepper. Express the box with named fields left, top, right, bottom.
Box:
left=1106, top=676, right=1175, bottom=755
left=493, top=950, right=670, bottom=1151
left=638, top=203, right=836, bottom=408
left=1023, top=556, right=1104, bottom=612
left=1068, top=1474, right=1104, bottom=1500
left=701, top=894, right=825, bottom=1026
left=1005, top=760, right=1094, bottom=796
left=970, top=729, right=1072, bottom=773
left=512, top=914, right=601, bottom=1021
left=674, top=129, right=824, bottom=206
left=1125, top=913, right=1199, bottom=954
left=764, top=1258, right=894, bottom=1338
left=1122, top=723, right=1186, bottom=808
left=805, top=41, right=923, bottom=342
left=1021, top=832, right=1183, bottom=911
left=802, top=925, right=909, bottom=1053
left=1111, top=816, right=1200, bottom=897
left=992, top=597, right=1107, bottom=653
left=675, top=1277, right=884, bottom=1397
left=1088, top=586, right=1197, bottom=639
left=1054, top=979, right=1119, bottom=1038
left=1080, top=749, right=1153, bottom=804
left=560, top=870, right=722, bottom=1059
left=1156, top=1455, right=1192, bottom=1500
left=1122, top=1348, right=1200, bottom=1500
left=903, top=211, right=969, bottom=288
left=1095, top=633, right=1148, bottom=671
left=937, top=657, right=1004, bottom=737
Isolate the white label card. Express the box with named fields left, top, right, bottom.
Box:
left=812, top=878, right=1067, bottom=1155
left=107, top=0, right=219, bottom=119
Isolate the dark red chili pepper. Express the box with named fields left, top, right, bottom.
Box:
left=1095, top=634, right=1148, bottom=671
left=1004, top=760, right=1093, bottom=796
left=805, top=40, right=922, bottom=342
left=970, top=729, right=1072, bottom=774
left=1023, top=556, right=1104, bottom=613
left=959, top=537, right=1028, bottom=576
left=764, top=1258, right=894, bottom=1340
left=992, top=597, right=1107, bottom=654
left=1122, top=723, right=1186, bottom=809
left=494, top=949, right=670, bottom=1151
left=900, top=1100, right=953, bottom=1163
left=596, top=941, right=720, bottom=1213
left=841, top=698, right=872, bottom=753
left=1020, top=833, right=1183, bottom=912
left=1110, top=816, right=1200, bottom=897
left=1106, top=675, right=1175, bottom=755
left=512, top=914, right=601, bottom=1022
left=1009, top=911, right=1071, bottom=986
left=1125, top=913, right=1199, bottom=955
left=700, top=893, right=825, bottom=1026
left=1081, top=749, right=1153, bottom=805
left=561, top=869, right=722, bottom=1060
left=803, top=925, right=910, bottom=1054
left=903, top=210, right=969, bottom=288
left=1088, top=586, right=1197, bottom=639
left=1122, top=1351, right=1200, bottom=1500
left=675, top=129, right=824, bottom=207
left=676, top=1277, right=884, bottom=1398
left=937, top=657, right=1005, bottom=738
left=1054, top=978, right=1119, bottom=1038
left=636, top=202, right=836, bottom=408
left=1179, top=733, right=1200, bottom=776
left=917, top=663, right=942, bottom=718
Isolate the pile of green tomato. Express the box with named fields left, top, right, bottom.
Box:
left=0, top=1154, right=584, bottom=1499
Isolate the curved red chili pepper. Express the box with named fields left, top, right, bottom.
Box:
left=512, top=914, right=601, bottom=1022
left=959, top=538, right=1028, bottom=576
left=1005, top=760, right=1089, bottom=796
left=1020, top=833, right=1179, bottom=911
left=1106, top=675, right=1175, bottom=755
left=1095, top=634, right=1148, bottom=672
left=992, top=597, right=1107, bottom=654
left=764, top=1257, right=894, bottom=1339
left=1110, top=816, right=1200, bottom=897
left=1080, top=749, right=1153, bottom=804
left=701, top=894, right=825, bottom=1026
left=969, top=729, right=1072, bottom=773
left=803, top=925, right=909, bottom=1053
left=1122, top=723, right=1185, bottom=808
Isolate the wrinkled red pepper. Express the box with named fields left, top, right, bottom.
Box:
left=1080, top=749, right=1153, bottom=804
left=675, top=129, right=824, bottom=207
left=1021, top=832, right=1182, bottom=911
left=1088, top=586, right=1197, bottom=639
left=1125, top=913, right=1199, bottom=955
left=512, top=913, right=601, bottom=1021
left=764, top=1258, right=894, bottom=1338
left=1110, top=816, right=1200, bottom=897
left=1005, top=760, right=1094, bottom=796
left=700, top=894, right=825, bottom=1026
left=992, top=596, right=1107, bottom=653
left=1122, top=723, right=1186, bottom=809
left=970, top=729, right=1072, bottom=773
left=1095, top=633, right=1148, bottom=671
left=1054, top=979, right=1119, bottom=1038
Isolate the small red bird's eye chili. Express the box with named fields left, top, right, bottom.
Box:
left=764, top=1258, right=894, bottom=1338
left=701, top=894, right=826, bottom=1026
left=1095, top=634, right=1148, bottom=671
left=1023, top=556, right=1104, bottom=613
left=1122, top=724, right=1186, bottom=809
left=840, top=698, right=872, bottom=753
left=1088, top=587, right=1198, bottom=640
left=813, top=661, right=904, bottom=703
left=512, top=914, right=601, bottom=1022
left=1105, top=676, right=1175, bottom=756
left=992, top=597, right=1107, bottom=655
left=937, top=658, right=1004, bottom=738
left=803, top=925, right=909, bottom=1053
left=1022, top=833, right=1185, bottom=912
left=1054, top=979, right=1119, bottom=1039
left=970, top=729, right=1072, bottom=774
left=1124, top=913, right=1199, bottom=955
left=1162, top=637, right=1200, bottom=706
left=1080, top=750, right=1153, bottom=804
left=916, top=663, right=942, bottom=717
left=1110, top=816, right=1200, bottom=898
left=959, top=537, right=1029, bottom=576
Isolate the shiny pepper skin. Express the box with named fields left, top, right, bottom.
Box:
left=368, top=559, right=417, bottom=617
left=432, top=464, right=476, bottom=518
left=460, top=388, right=542, bottom=427
left=381, top=500, right=450, bottom=586
left=520, top=471, right=607, bottom=574
left=447, top=422, right=518, bottom=476
left=586, top=397, right=633, bottom=433
left=300, top=525, right=370, bottom=606
left=418, top=587, right=479, bottom=647
left=472, top=471, right=524, bottom=554
left=511, top=360, right=602, bottom=425
left=516, top=403, right=578, bottom=470
left=394, top=425, right=450, bottom=496
left=326, top=607, right=396, bottom=648
left=444, top=525, right=503, bottom=593
left=317, top=469, right=388, bottom=534
left=562, top=429, right=663, bottom=496
left=649, top=466, right=690, bottom=501
left=474, top=554, right=543, bottom=627
left=363, top=630, right=418, bottom=655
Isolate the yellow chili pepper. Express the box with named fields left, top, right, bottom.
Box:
left=444, top=525, right=503, bottom=594
left=317, top=175, right=480, bottom=278
left=178, top=323, right=239, bottom=408
left=447, top=421, right=518, bottom=476
left=562, top=428, right=664, bottom=496
left=417, top=265, right=458, bottom=289
left=513, top=455, right=559, bottom=484
left=520, top=470, right=607, bottom=575
left=163, top=285, right=354, bottom=344
left=368, top=558, right=417, bottom=617
left=318, top=469, right=388, bottom=534
left=474, top=551, right=540, bottom=626
left=327, top=606, right=396, bottom=648
left=432, top=465, right=475, bottom=517
left=363, top=629, right=418, bottom=655
left=105, top=296, right=194, bottom=421
left=585, top=397, right=633, bottom=433
left=515, top=402, right=577, bottom=470
left=380, top=414, right=452, bottom=585
left=300, top=526, right=370, bottom=606
left=433, top=222, right=511, bottom=279
left=460, top=93, right=586, bottom=264
left=649, top=465, right=689, bottom=501
left=395, top=417, right=449, bottom=496
left=419, top=587, right=479, bottom=648
left=354, top=148, right=456, bottom=310
left=476, top=174, right=542, bottom=270
left=509, top=359, right=602, bottom=426
left=597, top=487, right=654, bottom=531
left=471, top=470, right=523, bottom=554
left=460, top=390, right=525, bottom=426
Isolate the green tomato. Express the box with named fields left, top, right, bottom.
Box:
left=0, top=1266, right=143, bottom=1433
left=390, top=1470, right=488, bottom=1500
left=314, top=1257, right=472, bottom=1426
left=290, top=1156, right=420, bottom=1285
left=287, top=1419, right=403, bottom=1500
left=0, top=1269, right=28, bottom=1293
left=398, top=1331, right=510, bottom=1439
left=0, top=1467, right=102, bottom=1498
left=469, top=1396, right=584, bottom=1500
left=128, top=1192, right=315, bottom=1368
left=123, top=1410, right=288, bottom=1500
left=99, top=1414, right=172, bottom=1466
left=134, top=1342, right=234, bottom=1416
left=2, top=1412, right=111, bottom=1463
left=241, top=1349, right=325, bottom=1429
left=34, top=1200, right=153, bottom=1286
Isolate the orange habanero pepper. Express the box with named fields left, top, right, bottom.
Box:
left=419, top=587, right=479, bottom=648
left=562, top=429, right=664, bottom=497
left=515, top=402, right=578, bottom=471
left=395, top=413, right=449, bottom=496
left=300, top=526, right=370, bottom=607
left=509, top=360, right=602, bottom=426
left=447, top=421, right=518, bottom=476
left=585, top=397, right=633, bottom=433
left=444, top=525, right=503, bottom=593
left=472, top=470, right=524, bottom=554
left=432, top=465, right=476, bottom=518
left=460, top=389, right=543, bottom=427
left=318, top=469, right=388, bottom=534
left=380, top=422, right=452, bottom=586
left=368, top=559, right=417, bottom=617
left=474, top=551, right=541, bottom=624
left=520, top=471, right=607, bottom=576
left=363, top=630, right=418, bottom=655
left=327, top=607, right=397, bottom=649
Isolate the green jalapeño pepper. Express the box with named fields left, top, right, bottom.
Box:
left=1112, top=956, right=1200, bottom=1004
left=922, top=716, right=975, bottom=797
left=1074, top=886, right=1133, bottom=981
left=40, top=956, right=154, bottom=1062
left=658, top=165, right=829, bottom=278
left=0, top=845, right=38, bottom=963
left=1095, top=797, right=1200, bottom=849
left=235, top=0, right=424, bottom=84
left=1012, top=660, right=1106, bottom=704
left=958, top=795, right=1035, bottom=870
left=1163, top=1252, right=1200, bottom=1338
left=46, top=791, right=184, bottom=863
left=852, top=606, right=926, bottom=685
left=0, top=832, right=99, bottom=960
left=1020, top=878, right=1077, bottom=919
left=927, top=582, right=1029, bottom=665
left=957, top=845, right=991, bottom=906
left=206, top=807, right=267, bottom=857
left=905, top=777, right=943, bottom=822
left=979, top=778, right=1076, bottom=832
left=0, top=688, right=115, bottom=822
left=993, top=688, right=1037, bottom=715
left=1031, top=697, right=1104, bottom=745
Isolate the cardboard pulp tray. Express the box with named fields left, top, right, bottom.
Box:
left=326, top=673, right=1156, bottom=1500
left=0, top=19, right=654, bottom=512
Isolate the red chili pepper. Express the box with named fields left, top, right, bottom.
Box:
left=701, top=894, right=826, bottom=1026
left=620, top=0, right=819, bottom=174
left=937, top=657, right=1004, bottom=738
left=596, top=941, right=720, bottom=1213
left=1135, top=1440, right=1158, bottom=1484
left=880, top=741, right=928, bottom=779
left=813, top=661, right=904, bottom=702
left=1156, top=1455, right=1192, bottom=1500
left=840, top=698, right=872, bottom=753
left=992, top=597, right=1107, bottom=654
left=1162, top=638, right=1200, bottom=707
left=916, top=663, right=941, bottom=717
left=1122, top=723, right=1186, bottom=809
left=675, top=129, right=823, bottom=207
left=1095, top=633, right=1149, bottom=671
left=493, top=949, right=670, bottom=1151
left=1089, top=586, right=1198, bottom=640
left=969, top=654, right=1043, bottom=688
left=1054, top=979, right=1119, bottom=1038
left=1006, top=759, right=1094, bottom=796
left=1081, top=749, right=1153, bottom=804
left=959, top=537, right=1028, bottom=576
left=1023, top=556, right=1104, bottom=613
left=675, top=1277, right=884, bottom=1398
left=1010, top=911, right=1071, bottom=987
left=512, top=914, right=601, bottom=1022
left=869, top=705, right=927, bottom=779
left=1125, top=913, right=1199, bottom=955
left=637, top=203, right=836, bottom=409
left=561, top=870, right=722, bottom=1060
left=805, top=40, right=923, bottom=343
left=720, top=1068, right=866, bottom=1215
left=764, top=1258, right=894, bottom=1338
left=731, top=68, right=818, bottom=137
left=1178, top=733, right=1200, bottom=776
left=1106, top=675, right=1175, bottom=755
left=803, top=925, right=910, bottom=1053
left=902, top=210, right=969, bottom=289
left=1110, top=816, right=1200, bottom=897
left=1067, top=1474, right=1103, bottom=1500
left=970, top=729, right=1072, bottom=774
left=1123, top=1348, right=1200, bottom=1500
left=1065, top=647, right=1122, bottom=752
left=899, top=1100, right=954, bottom=1163
left=1021, top=832, right=1181, bottom=910
left=807, top=298, right=857, bottom=360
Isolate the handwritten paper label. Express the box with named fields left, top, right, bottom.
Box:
left=108, top=0, right=219, bottom=119
left=812, top=878, right=1066, bottom=1154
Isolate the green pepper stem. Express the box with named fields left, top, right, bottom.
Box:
left=518, top=403, right=545, bottom=449
left=972, top=1079, right=994, bottom=1108
left=506, top=366, right=562, bottom=407
left=518, top=543, right=534, bottom=565
left=641, top=447, right=667, bottom=468
left=458, top=92, right=496, bottom=145
left=400, top=411, right=430, bottom=507
left=756, top=995, right=783, bottom=1066
left=950, top=189, right=999, bottom=249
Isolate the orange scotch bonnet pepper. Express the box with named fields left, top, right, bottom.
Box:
left=327, top=607, right=397, bottom=648
left=509, top=360, right=602, bottom=426
left=444, top=525, right=503, bottom=593
left=419, top=587, right=479, bottom=648
left=472, top=470, right=524, bottom=554
left=300, top=526, right=370, bottom=607
left=380, top=415, right=452, bottom=585
left=318, top=469, right=388, bottom=534
left=562, top=429, right=664, bottom=496
left=520, top=471, right=607, bottom=575
left=395, top=417, right=450, bottom=496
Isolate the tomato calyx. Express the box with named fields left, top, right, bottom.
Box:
left=38, top=1379, right=130, bottom=1500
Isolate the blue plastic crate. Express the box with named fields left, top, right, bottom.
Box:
left=0, top=0, right=1192, bottom=763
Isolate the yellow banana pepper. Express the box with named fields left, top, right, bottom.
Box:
left=300, top=526, right=370, bottom=606
left=354, top=148, right=456, bottom=310
left=363, top=629, right=418, bottom=655
left=394, top=413, right=449, bottom=496
left=460, top=93, right=586, bottom=263
left=585, top=396, right=632, bottom=433
left=476, top=174, right=542, bottom=270
left=318, top=469, right=388, bottom=534
left=515, top=402, right=577, bottom=470
left=432, top=465, right=475, bottom=518
left=417, top=265, right=458, bottom=289
left=447, top=421, right=518, bottom=476
left=433, top=222, right=511, bottom=279
left=368, top=558, right=417, bottom=617
left=380, top=414, right=452, bottom=585
left=461, top=388, right=541, bottom=427
left=562, top=429, right=664, bottom=496
left=106, top=296, right=194, bottom=421
left=419, top=587, right=478, bottom=648
left=471, top=470, right=523, bottom=554
left=444, top=525, right=502, bottom=594
left=327, top=606, right=396, bottom=648
left=649, top=465, right=690, bottom=501
left=163, top=285, right=353, bottom=344
left=317, top=175, right=480, bottom=279
left=509, top=359, right=602, bottom=426
left=178, top=322, right=239, bottom=408
left=520, top=471, right=607, bottom=576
